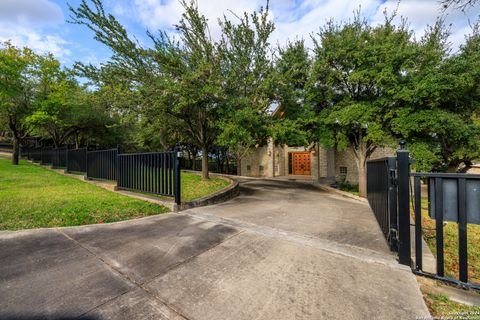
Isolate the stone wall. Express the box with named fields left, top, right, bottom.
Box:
left=334, top=146, right=395, bottom=185
left=240, top=145, right=272, bottom=177
left=240, top=141, right=395, bottom=183
left=240, top=143, right=319, bottom=179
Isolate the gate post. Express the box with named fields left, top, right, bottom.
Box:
left=174, top=151, right=182, bottom=209
left=387, top=157, right=398, bottom=251
left=397, top=142, right=411, bottom=266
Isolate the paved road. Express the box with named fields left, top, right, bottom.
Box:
left=0, top=179, right=429, bottom=319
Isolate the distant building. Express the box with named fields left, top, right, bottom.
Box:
left=239, top=140, right=394, bottom=185
left=239, top=104, right=395, bottom=185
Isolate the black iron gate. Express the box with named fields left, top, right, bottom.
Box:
left=367, top=144, right=480, bottom=290
left=412, top=173, right=480, bottom=290
left=366, top=157, right=398, bottom=251
left=366, top=146, right=410, bottom=265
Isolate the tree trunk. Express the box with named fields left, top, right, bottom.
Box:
left=201, top=145, right=209, bottom=180
left=236, top=153, right=242, bottom=176
left=12, top=137, right=20, bottom=165
left=352, top=147, right=368, bottom=198
left=357, top=159, right=367, bottom=198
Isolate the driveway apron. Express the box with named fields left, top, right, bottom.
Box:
left=0, top=179, right=429, bottom=319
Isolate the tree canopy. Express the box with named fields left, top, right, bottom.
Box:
left=1, top=0, right=479, bottom=197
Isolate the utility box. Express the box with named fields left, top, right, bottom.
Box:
left=429, top=178, right=480, bottom=224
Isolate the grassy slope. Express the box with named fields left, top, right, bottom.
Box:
left=0, top=159, right=231, bottom=230
left=0, top=159, right=169, bottom=230
left=423, top=292, right=480, bottom=318
left=180, top=172, right=230, bottom=201
left=417, top=199, right=480, bottom=284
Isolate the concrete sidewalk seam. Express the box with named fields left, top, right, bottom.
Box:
left=185, top=211, right=411, bottom=272
left=55, top=228, right=191, bottom=320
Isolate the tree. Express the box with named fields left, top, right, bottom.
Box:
left=0, top=42, right=36, bottom=164
left=270, top=40, right=315, bottom=147
left=216, top=6, right=275, bottom=174
left=70, top=0, right=223, bottom=179
left=441, top=0, right=479, bottom=11
left=27, top=56, right=80, bottom=147
left=391, top=22, right=480, bottom=172
left=309, top=14, right=417, bottom=197
left=25, top=54, right=115, bottom=148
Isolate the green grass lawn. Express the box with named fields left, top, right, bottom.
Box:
left=180, top=171, right=230, bottom=201
left=415, top=199, right=480, bottom=284
left=0, top=159, right=229, bottom=230
left=0, top=159, right=169, bottom=230
left=423, top=292, right=480, bottom=318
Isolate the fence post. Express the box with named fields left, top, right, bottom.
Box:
left=174, top=151, right=182, bottom=209
left=397, top=142, right=411, bottom=266
left=387, top=157, right=398, bottom=251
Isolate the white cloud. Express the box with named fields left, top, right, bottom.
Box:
left=0, top=0, right=71, bottom=61
left=371, top=0, right=479, bottom=51
left=0, top=0, right=64, bottom=26
left=0, top=24, right=71, bottom=60
left=127, top=0, right=478, bottom=51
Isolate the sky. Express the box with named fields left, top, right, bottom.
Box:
left=0, top=0, right=478, bottom=67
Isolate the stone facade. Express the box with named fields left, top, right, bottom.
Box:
left=334, top=147, right=395, bottom=185
left=240, top=141, right=395, bottom=186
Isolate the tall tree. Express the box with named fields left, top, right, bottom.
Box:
left=270, top=40, right=314, bottom=147
left=26, top=56, right=87, bottom=147
left=70, top=0, right=223, bottom=179
left=216, top=5, right=274, bottom=174
left=309, top=14, right=417, bottom=197
left=0, top=42, right=36, bottom=164
left=391, top=22, right=480, bottom=172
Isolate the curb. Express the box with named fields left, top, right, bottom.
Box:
left=315, top=184, right=368, bottom=203
left=177, top=173, right=240, bottom=211
left=25, top=162, right=239, bottom=212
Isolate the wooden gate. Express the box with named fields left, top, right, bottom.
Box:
left=291, top=152, right=311, bottom=175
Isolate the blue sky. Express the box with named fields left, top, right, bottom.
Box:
left=0, top=0, right=478, bottom=67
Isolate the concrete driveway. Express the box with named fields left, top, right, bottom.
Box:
left=0, top=179, right=429, bottom=319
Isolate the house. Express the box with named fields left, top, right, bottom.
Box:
left=239, top=140, right=394, bottom=185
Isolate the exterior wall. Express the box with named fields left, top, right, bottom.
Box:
left=240, top=141, right=395, bottom=184
left=240, top=145, right=271, bottom=177
left=273, top=144, right=285, bottom=176
left=334, top=146, right=395, bottom=185
left=240, top=142, right=322, bottom=180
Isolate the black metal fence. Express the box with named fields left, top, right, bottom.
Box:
left=180, top=158, right=237, bottom=175
left=366, top=157, right=397, bottom=251
left=118, top=152, right=180, bottom=203
left=40, top=147, right=54, bottom=165
left=86, top=148, right=118, bottom=181
left=28, top=148, right=42, bottom=162
left=367, top=145, right=479, bottom=290
left=66, top=148, right=87, bottom=173
left=21, top=146, right=181, bottom=205
left=367, top=148, right=411, bottom=266
left=52, top=147, right=67, bottom=168
left=412, top=173, right=480, bottom=290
